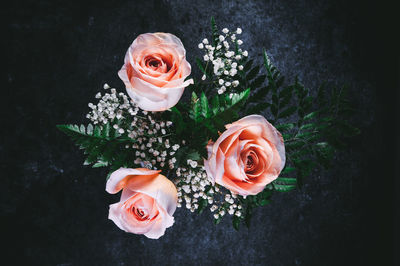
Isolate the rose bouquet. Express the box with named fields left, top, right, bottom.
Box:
left=57, top=18, right=358, bottom=239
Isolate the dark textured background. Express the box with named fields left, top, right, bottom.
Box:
left=2, top=0, right=398, bottom=265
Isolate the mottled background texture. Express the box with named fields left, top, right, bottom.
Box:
left=2, top=0, right=398, bottom=265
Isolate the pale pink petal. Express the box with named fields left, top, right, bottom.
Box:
left=124, top=173, right=177, bottom=216
left=143, top=206, right=174, bottom=239
left=106, top=168, right=161, bottom=194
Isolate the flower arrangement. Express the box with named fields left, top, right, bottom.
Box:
left=57, top=18, right=359, bottom=239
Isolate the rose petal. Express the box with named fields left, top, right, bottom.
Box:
left=106, top=168, right=161, bottom=194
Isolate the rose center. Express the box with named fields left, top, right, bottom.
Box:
left=244, top=150, right=258, bottom=173
left=132, top=206, right=148, bottom=221
left=148, top=59, right=160, bottom=68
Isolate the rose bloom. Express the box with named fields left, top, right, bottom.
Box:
left=118, top=32, right=193, bottom=111
left=106, top=168, right=177, bottom=239
left=204, top=115, right=286, bottom=196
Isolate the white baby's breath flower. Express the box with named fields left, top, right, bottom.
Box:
left=222, top=28, right=229, bottom=34
left=242, top=50, right=248, bottom=57
left=202, top=38, right=209, bottom=44
left=236, top=28, right=242, bottom=34
left=219, top=35, right=225, bottom=42
left=237, top=40, right=243, bottom=45
left=238, top=65, right=244, bottom=70
left=218, top=79, right=224, bottom=85
left=203, top=55, right=209, bottom=61
left=198, top=43, right=204, bottom=49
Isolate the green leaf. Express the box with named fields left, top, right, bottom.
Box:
left=281, top=167, right=295, bottom=174
left=210, top=16, right=218, bottom=46
left=195, top=58, right=210, bottom=79
left=275, top=177, right=297, bottom=184
left=170, top=106, right=185, bottom=134
left=244, top=59, right=254, bottom=72
left=246, top=66, right=260, bottom=81
left=299, top=123, right=315, bottom=131
left=57, top=124, right=134, bottom=168
left=202, top=88, right=250, bottom=133
left=190, top=92, right=201, bottom=121
left=303, top=111, right=318, bottom=121
left=248, top=86, right=271, bottom=104
left=211, top=95, right=220, bottom=115
left=273, top=183, right=296, bottom=192
left=200, top=92, right=211, bottom=118
left=278, top=106, right=297, bottom=118
left=279, top=85, right=292, bottom=99
left=244, top=206, right=252, bottom=228
left=197, top=198, right=207, bottom=214
left=232, top=216, right=241, bottom=231
left=250, top=75, right=266, bottom=89
left=259, top=199, right=271, bottom=206
left=187, top=151, right=201, bottom=161
left=92, top=161, right=108, bottom=168
left=275, top=123, right=295, bottom=131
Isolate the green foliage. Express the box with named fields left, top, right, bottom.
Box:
left=187, top=88, right=250, bottom=141
left=234, top=49, right=359, bottom=230
left=57, top=123, right=136, bottom=176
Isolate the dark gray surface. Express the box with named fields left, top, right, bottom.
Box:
left=2, top=0, right=398, bottom=265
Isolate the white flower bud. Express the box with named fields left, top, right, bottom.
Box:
left=202, top=38, right=209, bottom=44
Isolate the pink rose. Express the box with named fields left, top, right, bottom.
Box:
left=118, top=32, right=193, bottom=111
left=106, top=168, right=177, bottom=239
left=204, top=115, right=286, bottom=196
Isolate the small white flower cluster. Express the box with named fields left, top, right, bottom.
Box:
left=129, top=116, right=178, bottom=170
left=198, top=27, right=248, bottom=94
left=209, top=188, right=243, bottom=221
left=175, top=163, right=213, bottom=212
left=174, top=159, right=243, bottom=220
left=86, top=84, right=180, bottom=171
left=86, top=83, right=137, bottom=125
